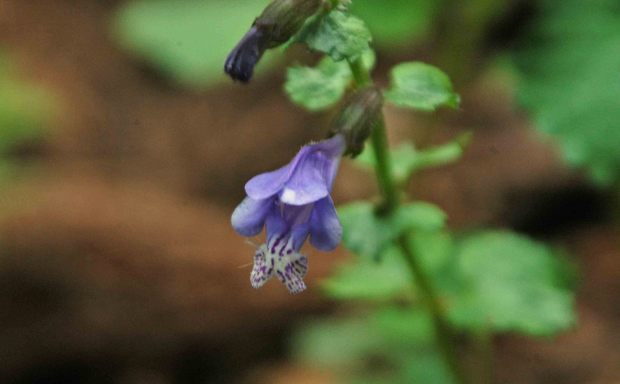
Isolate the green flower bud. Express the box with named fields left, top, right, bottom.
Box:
left=329, top=87, right=383, bottom=157
left=256, top=0, right=323, bottom=47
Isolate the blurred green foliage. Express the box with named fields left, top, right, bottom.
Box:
left=113, top=0, right=275, bottom=87
left=355, top=133, right=470, bottom=185
left=338, top=201, right=446, bottom=260
left=297, top=228, right=575, bottom=382
left=350, top=0, right=439, bottom=49
left=325, top=224, right=576, bottom=336
left=0, top=52, right=51, bottom=183
left=448, top=231, right=577, bottom=335
left=323, top=230, right=454, bottom=302
left=514, top=0, right=620, bottom=184
left=295, top=307, right=454, bottom=384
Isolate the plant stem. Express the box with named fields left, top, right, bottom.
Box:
left=348, top=57, right=467, bottom=384
left=348, top=58, right=399, bottom=213
left=398, top=235, right=466, bottom=384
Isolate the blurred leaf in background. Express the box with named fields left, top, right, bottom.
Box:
left=513, top=0, right=620, bottom=185
left=355, top=133, right=470, bottom=184
left=338, top=201, right=446, bottom=260
left=298, top=228, right=576, bottom=382
left=0, top=52, right=52, bottom=183
left=350, top=0, right=440, bottom=49
left=113, top=0, right=276, bottom=88
left=447, top=231, right=577, bottom=336
left=294, top=307, right=455, bottom=384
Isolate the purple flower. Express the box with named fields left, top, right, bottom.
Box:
left=224, top=26, right=268, bottom=83
left=231, top=134, right=346, bottom=293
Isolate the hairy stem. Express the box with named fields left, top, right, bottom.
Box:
left=348, top=57, right=467, bottom=384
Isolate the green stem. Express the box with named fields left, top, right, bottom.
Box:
left=398, top=235, right=466, bottom=384
left=348, top=57, right=466, bottom=384
left=348, top=58, right=399, bottom=213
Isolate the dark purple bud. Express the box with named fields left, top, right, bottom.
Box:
left=224, top=0, right=322, bottom=82
left=224, top=26, right=268, bottom=83
left=329, top=87, right=384, bottom=157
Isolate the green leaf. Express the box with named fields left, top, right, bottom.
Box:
left=324, top=230, right=455, bottom=302
left=293, top=316, right=384, bottom=370
left=322, top=246, right=412, bottom=301
left=284, top=51, right=375, bottom=111
left=293, top=10, right=372, bottom=61
left=112, top=0, right=274, bottom=88
left=513, top=0, right=620, bottom=184
left=293, top=308, right=454, bottom=384
left=372, top=307, right=435, bottom=344
left=385, top=62, right=460, bottom=111
left=355, top=134, right=470, bottom=183
left=351, top=0, right=439, bottom=49
left=338, top=201, right=446, bottom=260
left=448, top=231, right=577, bottom=336
left=285, top=57, right=351, bottom=111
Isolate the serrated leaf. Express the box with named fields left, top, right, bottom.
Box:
left=112, top=0, right=274, bottom=88
left=293, top=10, right=372, bottom=61
left=355, top=134, right=470, bottom=183
left=513, top=0, right=620, bottom=184
left=339, top=201, right=446, bottom=260
left=448, top=231, right=577, bottom=336
left=385, top=62, right=459, bottom=111
left=284, top=51, right=375, bottom=111
left=285, top=57, right=351, bottom=111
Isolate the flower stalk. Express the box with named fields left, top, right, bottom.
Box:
left=348, top=57, right=467, bottom=384
left=348, top=59, right=399, bottom=213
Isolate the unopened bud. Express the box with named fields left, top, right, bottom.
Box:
left=329, top=87, right=383, bottom=157
left=225, top=0, right=322, bottom=82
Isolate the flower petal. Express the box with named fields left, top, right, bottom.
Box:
left=231, top=197, right=273, bottom=237
left=245, top=163, right=292, bottom=201
left=250, top=246, right=273, bottom=289
left=314, top=134, right=346, bottom=158
left=280, top=152, right=330, bottom=205
left=318, top=135, right=345, bottom=188
left=264, top=205, right=288, bottom=241
left=309, top=196, right=342, bottom=251
left=280, top=136, right=345, bottom=205
left=247, top=136, right=345, bottom=205
left=224, top=26, right=267, bottom=83
left=290, top=222, right=311, bottom=251
left=276, top=254, right=308, bottom=294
